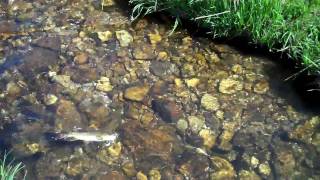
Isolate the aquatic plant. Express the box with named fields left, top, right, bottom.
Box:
left=129, top=0, right=320, bottom=74
left=0, top=152, right=25, bottom=180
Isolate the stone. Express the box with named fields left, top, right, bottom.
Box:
left=174, top=78, right=184, bottom=88
left=149, top=169, right=161, bottom=180
left=107, top=142, right=122, bottom=157
left=254, top=80, right=269, bottom=94
left=0, top=20, right=18, bottom=33
left=201, top=93, right=220, bottom=111
left=289, top=116, right=320, bottom=144
left=137, top=171, right=148, bottom=180
left=44, top=94, right=58, bottom=105
left=209, top=53, right=220, bottom=63
left=259, top=163, right=271, bottom=176
left=218, top=122, right=236, bottom=151
left=210, top=156, right=236, bottom=180
left=122, top=162, right=137, bottom=177
left=124, top=85, right=149, bottom=101
left=231, top=64, right=243, bottom=74
left=121, top=121, right=182, bottom=161
left=151, top=99, right=182, bottom=123
left=219, top=78, right=243, bottom=94
left=185, top=78, right=200, bottom=88
left=74, top=52, right=88, bottom=65
left=132, top=45, right=156, bottom=60
left=157, top=51, right=168, bottom=61
left=177, top=119, right=189, bottom=132
left=199, top=129, right=217, bottom=149
left=96, top=77, right=113, bottom=92
left=101, top=0, right=115, bottom=7
left=6, top=81, right=21, bottom=97
left=148, top=33, right=162, bottom=45
left=55, top=99, right=84, bottom=131
left=97, top=31, right=113, bottom=42
left=25, top=143, right=41, bottom=154
left=150, top=61, right=178, bottom=77
left=34, top=36, right=61, bottom=51
left=115, top=30, right=133, bottom=47
left=188, top=116, right=205, bottom=133
left=238, top=170, right=261, bottom=180
left=19, top=47, right=59, bottom=76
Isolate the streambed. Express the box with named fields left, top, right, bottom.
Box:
left=0, top=0, right=319, bottom=179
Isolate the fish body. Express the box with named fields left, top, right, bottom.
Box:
left=56, top=132, right=118, bottom=144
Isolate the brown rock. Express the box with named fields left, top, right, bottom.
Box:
left=56, top=99, right=84, bottom=131
left=124, top=85, right=150, bottom=102
left=74, top=53, right=88, bottom=65
left=151, top=99, right=182, bottom=123
left=121, top=121, right=182, bottom=161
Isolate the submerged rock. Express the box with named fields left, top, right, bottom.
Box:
left=55, top=99, right=84, bottom=131
left=151, top=99, right=182, bottom=123
left=96, top=76, right=113, bottom=92
left=44, top=94, right=58, bottom=105
left=188, top=116, right=205, bottom=133
left=97, top=31, right=113, bottom=42
left=121, top=121, right=182, bottom=162
left=219, top=78, right=243, bottom=94
left=116, top=30, right=133, bottom=47
left=289, top=116, right=320, bottom=144
left=254, top=80, right=269, bottom=94
left=210, top=156, right=236, bottom=180
left=201, top=93, right=220, bottom=111
left=74, top=52, right=89, bottom=65
left=124, top=85, right=149, bottom=101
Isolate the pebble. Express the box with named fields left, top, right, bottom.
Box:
left=149, top=169, right=161, bottom=180
left=210, top=156, right=236, bottom=179
left=6, top=81, right=21, bottom=97
left=122, top=162, right=137, bottom=177
left=107, top=142, right=122, bottom=157
left=219, top=78, right=243, bottom=94
left=201, top=93, right=220, bottom=111
left=74, top=52, right=88, bottom=65
left=188, top=116, right=205, bottom=133
left=254, top=80, right=269, bottom=94
left=96, top=77, right=113, bottom=92
left=136, top=171, right=148, bottom=180
left=124, top=85, right=149, bottom=101
left=177, top=119, right=189, bottom=132
left=148, top=33, right=162, bottom=45
left=44, top=94, right=58, bottom=105
left=116, top=30, right=133, bottom=47
left=259, top=163, right=271, bottom=176
left=185, top=78, right=200, bottom=88
left=199, top=129, right=217, bottom=149
left=97, top=31, right=113, bottom=42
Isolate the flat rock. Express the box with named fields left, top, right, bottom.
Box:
left=201, top=93, right=220, bottom=111
left=124, top=85, right=149, bottom=102
left=219, top=78, right=243, bottom=94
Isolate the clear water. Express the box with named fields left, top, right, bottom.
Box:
left=0, top=0, right=319, bottom=179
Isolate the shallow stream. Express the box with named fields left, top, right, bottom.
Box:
left=0, top=0, right=319, bottom=179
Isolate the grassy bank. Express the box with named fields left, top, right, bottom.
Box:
left=129, top=0, right=320, bottom=74
left=0, top=152, right=25, bottom=180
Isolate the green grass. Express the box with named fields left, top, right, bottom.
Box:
left=128, top=0, right=320, bottom=74
left=0, top=152, right=25, bottom=180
